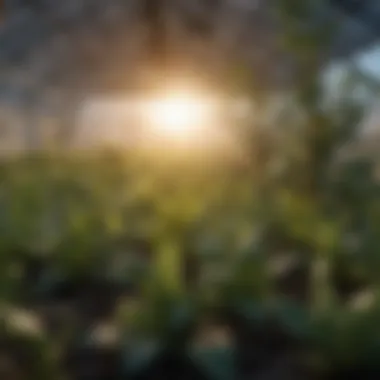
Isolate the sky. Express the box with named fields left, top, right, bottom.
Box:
left=322, top=41, right=380, bottom=108
left=348, top=43, right=380, bottom=137
left=357, top=43, right=380, bottom=79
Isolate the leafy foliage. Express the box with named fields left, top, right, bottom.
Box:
left=2, top=1, right=380, bottom=380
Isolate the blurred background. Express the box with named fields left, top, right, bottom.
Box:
left=2, top=1, right=380, bottom=379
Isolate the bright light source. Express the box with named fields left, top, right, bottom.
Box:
left=132, top=79, right=253, bottom=162
left=151, top=97, right=204, bottom=133
left=144, top=91, right=215, bottom=142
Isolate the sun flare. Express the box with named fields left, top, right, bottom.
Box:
left=144, top=91, right=214, bottom=140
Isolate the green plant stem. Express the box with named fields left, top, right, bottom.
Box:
left=154, top=236, right=183, bottom=296
left=311, top=253, right=334, bottom=315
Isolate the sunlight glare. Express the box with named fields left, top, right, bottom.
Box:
left=144, top=90, right=216, bottom=142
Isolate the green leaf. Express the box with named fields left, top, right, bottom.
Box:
left=274, top=300, right=311, bottom=340
left=123, top=339, right=162, bottom=375
left=189, top=346, right=236, bottom=380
